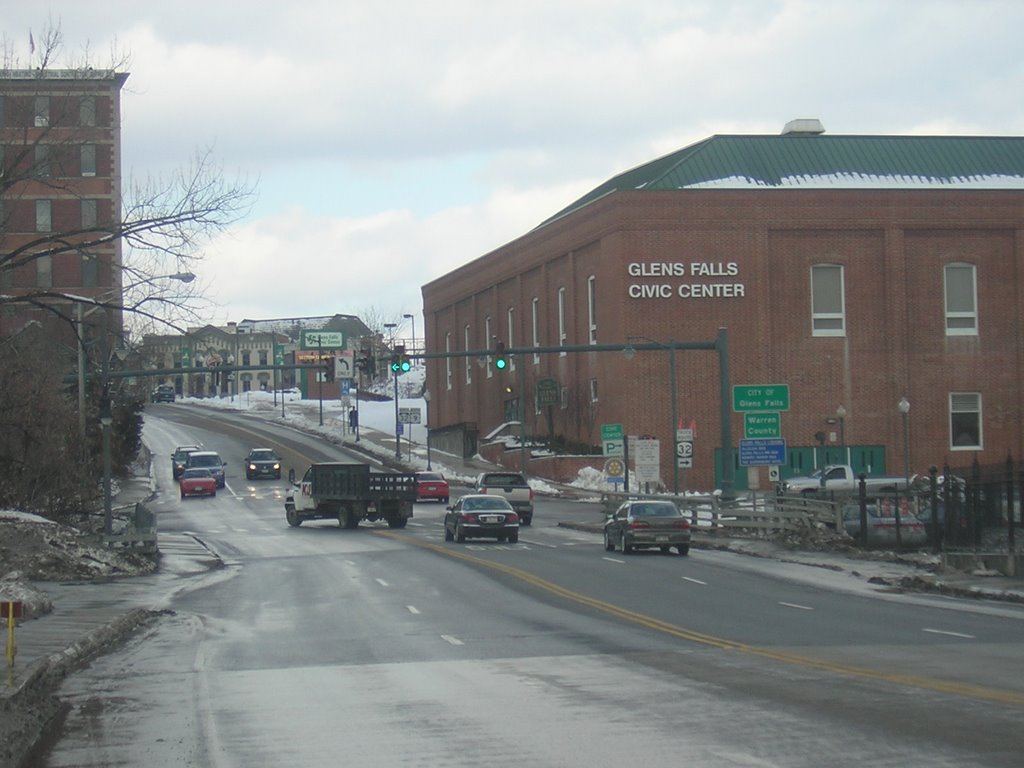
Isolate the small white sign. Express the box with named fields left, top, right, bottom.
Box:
left=398, top=407, right=421, bottom=424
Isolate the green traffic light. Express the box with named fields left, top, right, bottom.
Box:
left=400, top=359, right=411, bottom=373
left=495, top=357, right=507, bottom=370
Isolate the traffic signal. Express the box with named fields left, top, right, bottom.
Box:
left=324, top=357, right=335, bottom=381
left=390, top=345, right=411, bottom=374
left=494, top=340, right=508, bottom=371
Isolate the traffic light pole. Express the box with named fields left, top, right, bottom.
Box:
left=393, top=367, right=401, bottom=459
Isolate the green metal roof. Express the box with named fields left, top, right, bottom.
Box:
left=539, top=133, right=1024, bottom=228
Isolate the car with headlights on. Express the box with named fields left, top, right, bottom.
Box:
left=415, top=471, right=449, bottom=503
left=245, top=448, right=281, bottom=480
left=604, top=499, right=691, bottom=555
left=184, top=450, right=227, bottom=488
left=171, top=444, right=203, bottom=480
left=444, top=494, right=519, bottom=543
left=180, top=468, right=217, bottom=498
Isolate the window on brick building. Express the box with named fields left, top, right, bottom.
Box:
left=80, top=95, right=96, bottom=126
left=37, top=254, right=52, bottom=288
left=944, top=263, right=977, bottom=336
left=81, top=255, right=98, bottom=287
left=36, top=200, right=52, bottom=232
left=558, top=286, right=567, bottom=355
left=34, top=96, right=49, bottom=127
left=589, top=378, right=599, bottom=403
left=81, top=199, right=97, bottom=228
left=587, top=275, right=597, bottom=344
left=506, top=307, right=516, bottom=371
left=445, top=332, right=453, bottom=390
left=531, top=297, right=540, bottom=364
left=81, top=144, right=96, bottom=176
left=464, top=324, right=472, bottom=384
left=811, top=264, right=845, bottom=336
left=35, top=144, right=51, bottom=178
left=259, top=350, right=268, bottom=366
left=950, top=392, right=981, bottom=450
left=485, top=315, right=493, bottom=378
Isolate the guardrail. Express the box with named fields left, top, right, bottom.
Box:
left=599, top=491, right=841, bottom=533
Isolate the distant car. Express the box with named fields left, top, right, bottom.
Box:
left=151, top=384, right=176, bottom=403
left=185, top=450, right=227, bottom=488
left=180, top=468, right=217, bottom=498
left=171, top=445, right=203, bottom=479
left=604, top=500, right=691, bottom=556
left=474, top=471, right=534, bottom=524
left=841, top=502, right=927, bottom=548
left=415, top=471, right=449, bottom=503
left=444, top=494, right=519, bottom=543
left=245, top=448, right=281, bottom=480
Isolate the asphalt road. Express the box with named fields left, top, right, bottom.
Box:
left=37, top=409, right=1024, bottom=767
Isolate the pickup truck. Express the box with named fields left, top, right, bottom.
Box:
left=474, top=471, right=534, bottom=525
left=285, top=462, right=416, bottom=529
left=782, top=464, right=916, bottom=496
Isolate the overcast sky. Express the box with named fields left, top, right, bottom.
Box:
left=5, top=1, right=1024, bottom=334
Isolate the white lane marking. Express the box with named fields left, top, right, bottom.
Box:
left=682, top=576, right=707, bottom=585
left=441, top=634, right=464, bottom=646
left=603, top=557, right=626, bottom=564
left=375, top=578, right=389, bottom=587
left=407, top=606, right=420, bottom=615
left=517, top=538, right=556, bottom=548
left=779, top=602, right=814, bottom=611
left=923, top=628, right=975, bottom=639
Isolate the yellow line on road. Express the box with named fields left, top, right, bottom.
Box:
left=378, top=530, right=1024, bottom=706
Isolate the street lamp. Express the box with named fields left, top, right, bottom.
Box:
left=403, top=313, right=416, bottom=365
left=384, top=323, right=400, bottom=458
left=836, top=404, right=847, bottom=460
left=626, top=336, right=680, bottom=495
left=897, top=395, right=911, bottom=549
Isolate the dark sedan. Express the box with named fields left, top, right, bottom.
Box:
left=604, top=500, right=691, bottom=555
left=245, top=448, right=282, bottom=480
left=444, top=494, right=519, bottom=543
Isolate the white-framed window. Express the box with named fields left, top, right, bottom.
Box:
left=560, top=385, right=569, bottom=410
left=811, top=264, right=845, bottom=336
left=558, top=286, right=567, bottom=355
left=531, top=297, right=540, bottom=364
left=587, top=275, right=597, bottom=344
left=589, top=378, right=599, bottom=403
left=950, top=392, right=982, bottom=450
left=79, top=95, right=96, bottom=126
left=36, top=200, right=52, bottom=232
left=945, top=263, right=978, bottom=336
left=34, top=96, right=49, bottom=127
left=485, top=315, right=493, bottom=378
left=81, top=144, right=96, bottom=176
left=464, top=324, right=472, bottom=384
left=445, top=332, right=453, bottom=390
left=506, top=307, right=516, bottom=371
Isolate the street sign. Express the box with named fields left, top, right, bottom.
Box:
left=301, top=330, right=345, bottom=349
left=733, top=384, right=790, bottom=412
left=675, top=439, right=693, bottom=468
left=744, top=412, right=781, bottom=438
left=634, top=438, right=660, bottom=483
left=398, top=407, right=421, bottom=424
left=536, top=377, right=560, bottom=408
left=603, top=457, right=625, bottom=480
left=739, top=438, right=787, bottom=466
left=601, top=423, right=624, bottom=457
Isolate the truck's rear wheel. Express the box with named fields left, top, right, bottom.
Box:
left=338, top=507, right=359, bottom=529
left=286, top=505, right=301, bottom=527
left=387, top=516, right=408, bottom=529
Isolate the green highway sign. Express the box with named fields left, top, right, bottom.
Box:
left=536, top=377, right=560, bottom=408
left=601, top=423, right=625, bottom=457
left=733, top=384, right=790, bottom=412
left=744, top=412, right=781, bottom=438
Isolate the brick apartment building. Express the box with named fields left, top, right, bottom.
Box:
left=0, top=69, right=128, bottom=344
left=422, top=121, right=1024, bottom=492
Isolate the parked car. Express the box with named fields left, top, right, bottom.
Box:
left=841, top=501, right=927, bottom=548
left=474, top=471, right=534, bottom=524
left=172, top=445, right=203, bottom=479
left=604, top=499, right=691, bottom=555
left=415, top=471, right=449, bottom=503
left=151, top=384, right=176, bottom=403
left=245, top=448, right=281, bottom=480
left=185, top=450, right=227, bottom=487
left=444, top=494, right=520, bottom=543
left=179, top=468, right=217, bottom=498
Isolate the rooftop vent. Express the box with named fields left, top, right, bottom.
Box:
left=781, top=118, right=825, bottom=136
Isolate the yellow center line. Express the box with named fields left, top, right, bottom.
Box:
left=378, top=530, right=1024, bottom=706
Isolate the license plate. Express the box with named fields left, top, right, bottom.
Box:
left=480, top=514, right=504, bottom=524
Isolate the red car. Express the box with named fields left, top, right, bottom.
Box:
left=180, top=467, right=217, bottom=499
left=415, top=471, right=449, bottom=504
